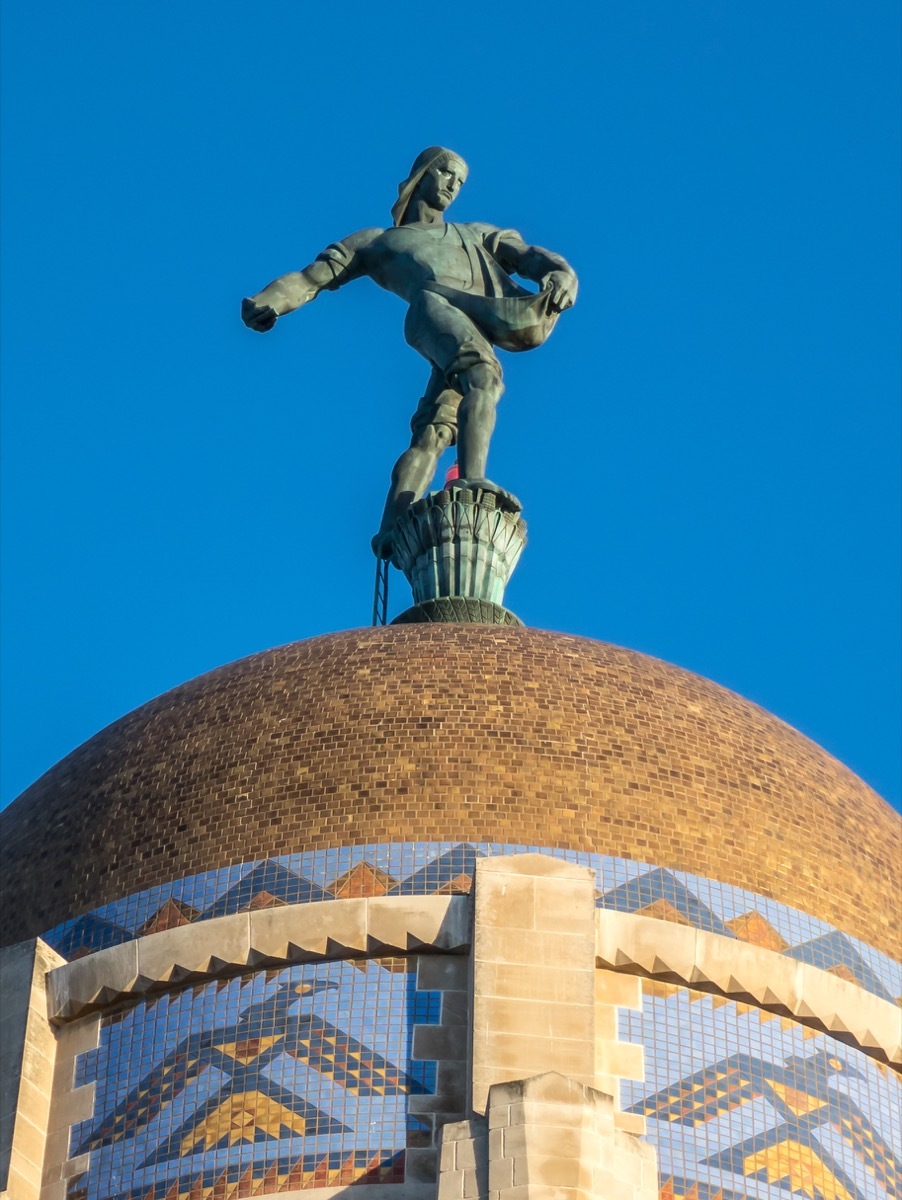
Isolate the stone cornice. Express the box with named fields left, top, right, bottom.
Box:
left=595, top=910, right=901, bottom=1069
left=47, top=895, right=470, bottom=1023
left=42, top=896, right=901, bottom=1070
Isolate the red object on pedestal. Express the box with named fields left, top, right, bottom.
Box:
left=445, top=461, right=460, bottom=485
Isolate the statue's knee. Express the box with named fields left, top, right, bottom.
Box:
left=409, top=424, right=448, bottom=455
left=435, top=424, right=454, bottom=451
left=465, top=362, right=504, bottom=399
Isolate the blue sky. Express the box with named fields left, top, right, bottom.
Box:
left=2, top=2, right=899, bottom=811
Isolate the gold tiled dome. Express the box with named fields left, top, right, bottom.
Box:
left=1, top=626, right=897, bottom=954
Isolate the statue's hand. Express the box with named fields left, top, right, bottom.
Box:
left=241, top=297, right=279, bottom=333
left=543, top=270, right=578, bottom=313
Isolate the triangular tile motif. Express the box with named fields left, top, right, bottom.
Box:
left=784, top=932, right=895, bottom=1003
left=221, top=1163, right=256, bottom=1199
left=200, top=861, right=332, bottom=920
left=44, top=912, right=132, bottom=959
left=628, top=1054, right=764, bottom=1126
left=390, top=844, right=486, bottom=895
left=354, top=1149, right=406, bottom=1185
left=826, top=963, right=863, bottom=987
left=434, top=872, right=472, bottom=895
left=215, top=1035, right=282, bottom=1064
left=244, top=890, right=287, bottom=911
left=725, top=911, right=788, bottom=952
left=176, top=1091, right=314, bottom=1155
left=252, top=1161, right=283, bottom=1196
left=329, top=862, right=398, bottom=898
left=139, top=899, right=200, bottom=936
left=597, top=868, right=733, bottom=937
left=836, top=1107, right=902, bottom=1190
left=635, top=898, right=695, bottom=925
left=145, top=1085, right=346, bottom=1170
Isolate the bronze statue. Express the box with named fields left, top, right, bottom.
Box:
left=242, top=147, right=578, bottom=557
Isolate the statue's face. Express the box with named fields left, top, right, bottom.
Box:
left=416, top=157, right=468, bottom=211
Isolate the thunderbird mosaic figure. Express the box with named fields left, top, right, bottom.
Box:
left=241, top=147, right=578, bottom=557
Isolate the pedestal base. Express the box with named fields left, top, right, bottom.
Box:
left=391, top=597, right=523, bottom=626
left=390, top=483, right=527, bottom=618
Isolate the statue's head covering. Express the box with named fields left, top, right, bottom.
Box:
left=391, top=146, right=468, bottom=226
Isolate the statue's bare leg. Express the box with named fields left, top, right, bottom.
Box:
left=455, top=362, right=502, bottom=480
left=454, top=363, right=520, bottom=510
left=370, top=354, right=515, bottom=559
left=372, top=423, right=453, bottom=557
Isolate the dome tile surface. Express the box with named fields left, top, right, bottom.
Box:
left=1, top=625, right=897, bottom=955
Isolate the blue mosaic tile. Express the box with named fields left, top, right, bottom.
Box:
left=784, top=933, right=896, bottom=1004
left=71, top=960, right=437, bottom=1199
left=621, top=989, right=901, bottom=1200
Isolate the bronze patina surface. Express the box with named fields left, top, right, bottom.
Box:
left=241, top=148, right=577, bottom=557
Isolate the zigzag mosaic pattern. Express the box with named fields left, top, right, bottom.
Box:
left=42, top=844, right=901, bottom=1004
left=621, top=990, right=900, bottom=1200
left=67, top=960, right=438, bottom=1200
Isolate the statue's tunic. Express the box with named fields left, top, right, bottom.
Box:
left=313, top=222, right=564, bottom=439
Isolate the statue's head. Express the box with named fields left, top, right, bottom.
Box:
left=392, top=147, right=469, bottom=226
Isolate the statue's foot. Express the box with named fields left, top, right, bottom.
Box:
left=371, top=529, right=394, bottom=560
left=454, top=477, right=522, bottom=512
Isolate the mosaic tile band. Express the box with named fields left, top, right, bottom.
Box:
left=67, top=951, right=901, bottom=1200
left=43, top=843, right=901, bottom=1004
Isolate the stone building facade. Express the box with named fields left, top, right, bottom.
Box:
left=1, top=625, right=899, bottom=1200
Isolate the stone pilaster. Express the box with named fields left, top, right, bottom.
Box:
left=438, top=1073, right=658, bottom=1200
left=0, top=939, right=65, bottom=1200
left=470, top=856, right=598, bottom=1115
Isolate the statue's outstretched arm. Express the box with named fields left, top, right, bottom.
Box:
left=490, top=231, right=578, bottom=314
left=241, top=228, right=381, bottom=333
left=242, top=261, right=334, bottom=330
